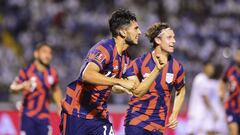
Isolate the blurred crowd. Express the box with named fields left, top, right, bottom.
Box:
left=0, top=0, right=239, bottom=107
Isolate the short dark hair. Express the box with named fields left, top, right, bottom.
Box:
left=35, top=42, right=52, bottom=51
left=145, top=22, right=170, bottom=48
left=109, top=9, right=137, bottom=37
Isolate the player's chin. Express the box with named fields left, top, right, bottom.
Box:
left=168, top=49, right=174, bottom=53
left=43, top=61, right=51, bottom=66
left=132, top=40, right=139, bottom=45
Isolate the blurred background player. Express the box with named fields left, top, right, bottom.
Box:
left=219, top=48, right=240, bottom=135
left=122, top=22, right=186, bottom=135
left=10, top=43, right=63, bottom=135
left=187, top=62, right=228, bottom=135
left=60, top=9, right=141, bottom=135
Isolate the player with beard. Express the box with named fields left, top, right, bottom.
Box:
left=10, top=43, right=63, bottom=135
left=60, top=9, right=141, bottom=135
left=220, top=48, right=240, bottom=135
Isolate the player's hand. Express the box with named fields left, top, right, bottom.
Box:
left=22, top=81, right=32, bottom=91
left=166, top=114, right=178, bottom=129
left=152, top=46, right=168, bottom=70
left=118, top=79, right=136, bottom=90
left=112, top=85, right=133, bottom=95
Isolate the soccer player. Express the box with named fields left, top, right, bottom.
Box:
left=122, top=22, right=186, bottom=135
left=187, top=62, right=228, bottom=135
left=60, top=9, right=141, bottom=135
left=219, top=48, right=240, bottom=135
left=10, top=43, right=63, bottom=135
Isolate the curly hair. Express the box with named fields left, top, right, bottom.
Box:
left=145, top=22, right=169, bottom=48
left=109, top=9, right=137, bottom=37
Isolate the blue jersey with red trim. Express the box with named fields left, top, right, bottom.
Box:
left=124, top=52, right=185, bottom=131
left=17, top=63, right=59, bottom=120
left=222, top=65, right=240, bottom=114
left=62, top=38, right=130, bottom=120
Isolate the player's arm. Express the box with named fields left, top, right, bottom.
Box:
left=127, top=47, right=167, bottom=97
left=202, top=94, right=218, bottom=120
left=112, top=84, right=133, bottom=95
left=112, top=65, right=163, bottom=97
left=10, top=78, right=31, bottom=93
left=167, top=86, right=186, bottom=129
left=52, top=85, right=63, bottom=114
left=219, top=79, right=226, bottom=102
left=127, top=66, right=162, bottom=97
left=82, top=62, right=136, bottom=90
left=112, top=47, right=167, bottom=96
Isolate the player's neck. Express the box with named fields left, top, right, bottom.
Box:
left=154, top=47, right=169, bottom=57
left=114, top=37, right=129, bottom=56
left=34, top=61, right=47, bottom=72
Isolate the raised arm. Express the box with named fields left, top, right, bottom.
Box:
left=113, top=47, right=168, bottom=97
left=127, top=66, right=161, bottom=97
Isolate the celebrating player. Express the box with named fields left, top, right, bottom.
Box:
left=219, top=48, right=240, bottom=135
left=123, top=22, right=186, bottom=135
left=10, top=43, right=63, bottom=135
left=60, top=9, right=141, bottom=135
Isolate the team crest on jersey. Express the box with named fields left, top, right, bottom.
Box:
left=95, top=52, right=105, bottom=62
left=166, top=73, right=174, bottom=83
left=48, top=75, right=54, bottom=85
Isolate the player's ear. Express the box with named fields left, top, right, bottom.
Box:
left=119, top=29, right=127, bottom=38
left=154, top=37, right=161, bottom=45
left=33, top=50, right=38, bottom=58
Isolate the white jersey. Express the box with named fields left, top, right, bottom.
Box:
left=188, top=73, right=210, bottom=118
left=187, top=73, right=228, bottom=135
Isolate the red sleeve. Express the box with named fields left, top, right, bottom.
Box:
left=87, top=45, right=111, bottom=70
left=17, top=68, right=27, bottom=84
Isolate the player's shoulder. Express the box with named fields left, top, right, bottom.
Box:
left=21, top=63, right=34, bottom=72
left=93, top=38, right=114, bottom=53
left=171, top=57, right=185, bottom=73
left=49, top=65, right=58, bottom=72
left=138, top=52, right=151, bottom=61
left=131, top=52, right=150, bottom=65
left=172, top=57, right=183, bottom=66
left=193, top=73, right=208, bottom=85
